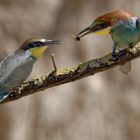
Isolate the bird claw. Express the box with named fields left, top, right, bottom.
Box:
left=112, top=52, right=117, bottom=57
left=112, top=52, right=120, bottom=59
left=112, top=50, right=126, bottom=60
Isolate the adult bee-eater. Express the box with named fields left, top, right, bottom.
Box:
left=0, top=38, right=60, bottom=102
left=76, top=11, right=140, bottom=74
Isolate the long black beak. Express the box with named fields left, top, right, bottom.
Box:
left=44, top=40, right=61, bottom=45
left=75, top=27, right=92, bottom=41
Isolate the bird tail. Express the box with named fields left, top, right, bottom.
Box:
left=0, top=92, right=10, bottom=102
left=0, top=87, right=10, bottom=102
left=119, top=61, right=131, bottom=75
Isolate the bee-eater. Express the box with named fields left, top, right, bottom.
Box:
left=0, top=38, right=60, bottom=102
left=76, top=11, right=140, bottom=74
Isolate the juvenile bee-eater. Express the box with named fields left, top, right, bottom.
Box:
left=0, top=38, right=60, bottom=102
left=76, top=11, right=140, bottom=74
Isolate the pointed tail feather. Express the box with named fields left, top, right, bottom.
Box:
left=119, top=61, right=131, bottom=75
left=0, top=92, right=10, bottom=102
left=0, top=88, right=10, bottom=102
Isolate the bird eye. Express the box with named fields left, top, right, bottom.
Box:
left=23, top=41, right=43, bottom=50
left=91, top=22, right=109, bottom=32
left=100, top=23, right=108, bottom=28
left=31, top=41, right=43, bottom=47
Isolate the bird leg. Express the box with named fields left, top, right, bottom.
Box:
left=112, top=43, right=118, bottom=57
left=128, top=43, right=135, bottom=54
left=112, top=43, right=126, bottom=60
left=51, top=54, right=57, bottom=72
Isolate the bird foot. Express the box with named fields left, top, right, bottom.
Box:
left=112, top=50, right=126, bottom=60
left=112, top=52, right=120, bottom=59
left=128, top=47, right=136, bottom=54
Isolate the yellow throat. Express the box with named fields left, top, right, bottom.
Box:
left=95, top=27, right=111, bottom=35
left=30, top=46, right=48, bottom=58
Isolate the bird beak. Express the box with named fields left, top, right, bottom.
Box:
left=43, top=40, right=61, bottom=46
left=75, top=26, right=111, bottom=41
left=75, top=27, right=92, bottom=41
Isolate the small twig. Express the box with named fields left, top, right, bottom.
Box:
left=51, top=54, right=57, bottom=72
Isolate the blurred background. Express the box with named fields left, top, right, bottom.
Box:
left=0, top=0, right=140, bottom=140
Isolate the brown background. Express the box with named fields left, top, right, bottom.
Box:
left=0, top=0, right=140, bottom=140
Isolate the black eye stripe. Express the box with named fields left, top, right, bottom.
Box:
left=100, top=23, right=109, bottom=28
left=91, top=23, right=109, bottom=31
left=32, top=41, right=44, bottom=46
left=24, top=41, right=44, bottom=50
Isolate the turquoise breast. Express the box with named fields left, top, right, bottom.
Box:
left=112, top=17, right=139, bottom=48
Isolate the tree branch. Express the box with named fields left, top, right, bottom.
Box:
left=1, top=43, right=140, bottom=104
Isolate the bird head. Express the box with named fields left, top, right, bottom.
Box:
left=21, top=38, right=61, bottom=58
left=75, top=11, right=133, bottom=40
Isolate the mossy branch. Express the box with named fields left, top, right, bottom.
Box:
left=1, top=43, right=140, bottom=104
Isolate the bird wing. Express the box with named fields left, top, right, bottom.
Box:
left=0, top=50, right=33, bottom=86
left=0, top=53, right=17, bottom=81
left=136, top=18, right=140, bottom=41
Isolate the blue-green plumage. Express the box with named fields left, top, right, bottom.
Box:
left=111, top=17, right=139, bottom=54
